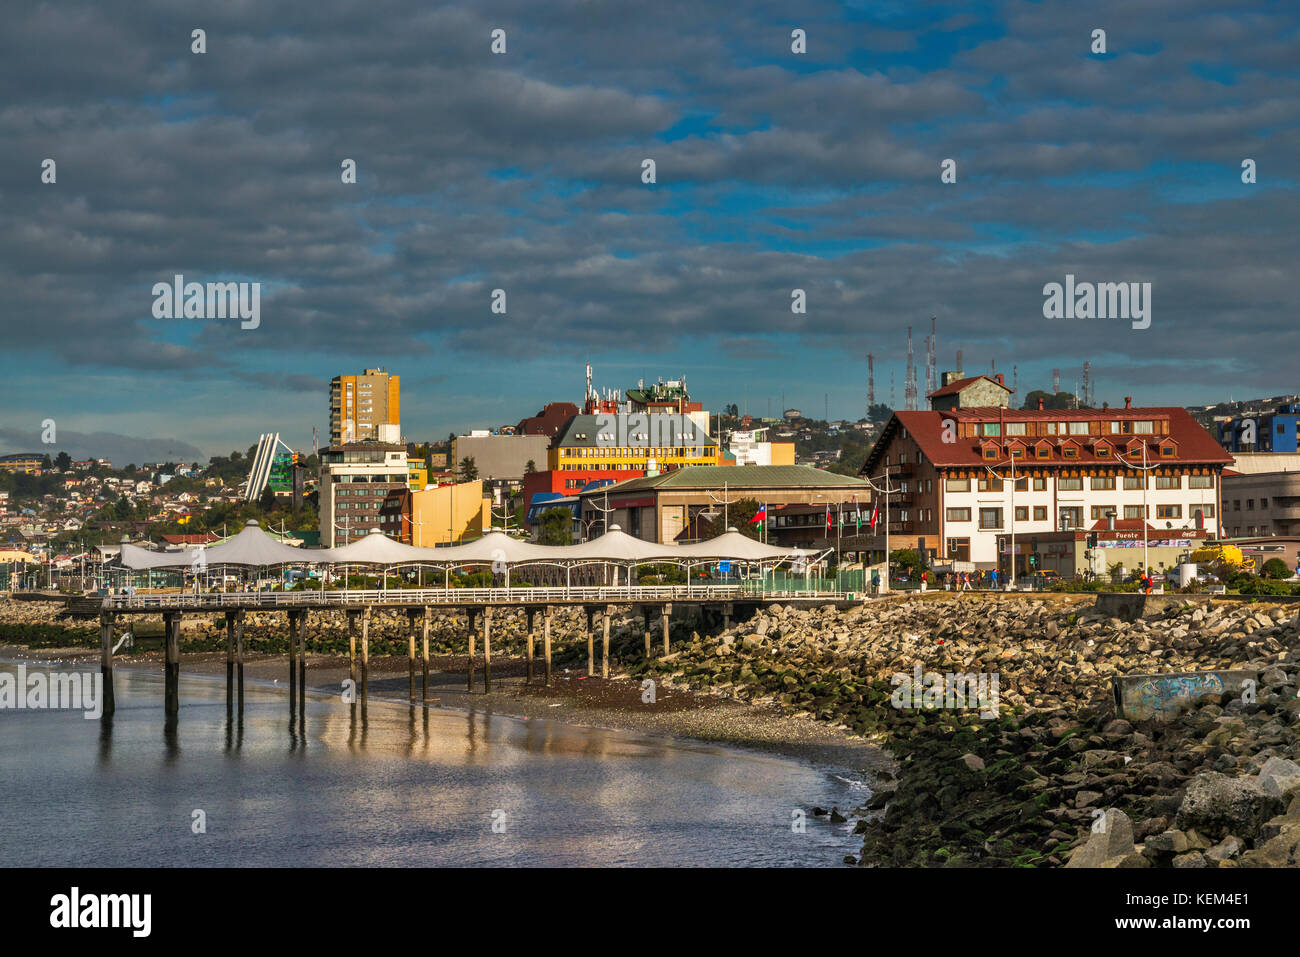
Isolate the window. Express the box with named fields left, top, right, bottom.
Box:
left=1091, top=505, right=1117, bottom=520
left=1096, top=446, right=1110, bottom=457
left=978, top=476, right=1003, bottom=492
left=1058, top=476, right=1083, bottom=491
left=1010, top=447, right=1024, bottom=458
left=1124, top=476, right=1144, bottom=490
left=1133, top=421, right=1155, bottom=433
left=899, top=452, right=908, bottom=464
left=1036, top=446, right=1050, bottom=459
left=1156, top=475, right=1180, bottom=490
left=1046, top=422, right=1059, bottom=435
left=1069, top=422, right=1089, bottom=435
left=947, top=508, right=971, bottom=522
left=1005, top=423, right=1027, bottom=436
left=1202, top=504, right=1216, bottom=518
left=983, top=447, right=998, bottom=460
left=1059, top=506, right=1083, bottom=528
left=979, top=507, right=1003, bottom=530
left=1159, top=445, right=1175, bottom=458
left=945, top=477, right=970, bottom=492
left=1063, top=446, right=1079, bottom=459
left=1091, top=476, right=1116, bottom=490
left=1189, top=474, right=1213, bottom=489
left=1109, top=422, right=1122, bottom=433
left=1034, top=506, right=1047, bottom=520
left=1247, top=499, right=1255, bottom=510
left=1157, top=504, right=1182, bottom=519
left=1124, top=505, right=1145, bottom=519
left=1033, top=477, right=1047, bottom=491
left=1233, top=500, right=1240, bottom=511
left=980, top=423, right=1001, bottom=436
left=1015, top=506, right=1028, bottom=522
left=1261, top=498, right=1269, bottom=508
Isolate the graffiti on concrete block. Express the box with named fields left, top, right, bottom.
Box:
left=1113, top=670, right=1257, bottom=722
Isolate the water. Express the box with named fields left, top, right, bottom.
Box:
left=0, top=660, right=868, bottom=867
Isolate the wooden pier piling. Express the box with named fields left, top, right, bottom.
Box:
left=421, top=606, right=430, bottom=705
left=602, top=605, right=611, bottom=679
left=585, top=606, right=595, bottom=677
left=360, top=606, right=371, bottom=699
left=407, top=608, right=418, bottom=703
left=483, top=606, right=493, bottom=693
left=467, top=608, right=477, bottom=692
left=525, top=607, right=536, bottom=685
left=543, top=606, right=552, bottom=686
left=226, top=612, right=237, bottom=712
left=99, top=612, right=115, bottom=718
left=235, top=609, right=245, bottom=713
left=661, top=603, right=672, bottom=657
left=163, top=611, right=181, bottom=716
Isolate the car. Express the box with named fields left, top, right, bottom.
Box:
left=1032, top=569, right=1060, bottom=580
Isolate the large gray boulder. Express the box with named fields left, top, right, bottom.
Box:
left=1175, top=772, right=1284, bottom=842
left=1065, top=809, right=1135, bottom=868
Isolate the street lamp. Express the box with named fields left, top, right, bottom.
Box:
left=983, top=452, right=1020, bottom=589
left=1116, top=441, right=1156, bottom=577
left=859, top=468, right=900, bottom=594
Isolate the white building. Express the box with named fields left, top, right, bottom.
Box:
left=859, top=398, right=1234, bottom=572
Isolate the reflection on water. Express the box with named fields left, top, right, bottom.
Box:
left=0, top=661, right=867, bottom=867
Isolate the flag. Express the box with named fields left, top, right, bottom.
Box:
left=869, top=500, right=879, bottom=530
left=855, top=498, right=862, bottom=530
left=825, top=504, right=832, bottom=531
left=748, top=504, right=767, bottom=528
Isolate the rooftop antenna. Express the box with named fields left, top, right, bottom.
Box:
left=904, top=325, right=918, bottom=411
left=867, top=353, right=875, bottom=417
left=926, top=315, right=937, bottom=396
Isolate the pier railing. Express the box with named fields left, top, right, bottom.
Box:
left=100, top=582, right=856, bottom=610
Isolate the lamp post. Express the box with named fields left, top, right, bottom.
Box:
left=860, top=468, right=899, bottom=594
left=1117, top=441, right=1156, bottom=577
left=983, top=452, right=1019, bottom=589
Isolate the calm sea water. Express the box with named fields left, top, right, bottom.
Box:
left=0, top=660, right=868, bottom=867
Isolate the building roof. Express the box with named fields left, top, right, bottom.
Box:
left=928, top=375, right=1012, bottom=399
left=516, top=402, right=580, bottom=437
left=863, top=408, right=1233, bottom=474
left=579, top=465, right=869, bottom=495
left=551, top=413, right=716, bottom=449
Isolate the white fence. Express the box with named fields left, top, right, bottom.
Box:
left=104, top=583, right=767, bottom=610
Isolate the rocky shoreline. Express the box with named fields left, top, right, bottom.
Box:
left=8, top=592, right=1300, bottom=867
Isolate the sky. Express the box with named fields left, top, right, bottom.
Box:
left=1, top=0, right=1297, bottom=464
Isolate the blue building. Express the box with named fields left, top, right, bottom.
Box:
left=1219, top=404, right=1300, bottom=453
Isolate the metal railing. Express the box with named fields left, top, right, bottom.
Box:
left=101, top=581, right=859, bottom=610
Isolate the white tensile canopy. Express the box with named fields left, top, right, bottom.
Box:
left=119, top=522, right=807, bottom=570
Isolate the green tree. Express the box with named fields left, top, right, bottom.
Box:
left=54, top=451, right=72, bottom=471
left=703, top=498, right=763, bottom=540
left=1262, top=557, right=1291, bottom=580
left=889, top=547, right=927, bottom=577
left=258, top=486, right=276, bottom=512
left=524, top=459, right=536, bottom=474
left=458, top=456, right=478, bottom=482
left=867, top=402, right=892, bottom=422
left=41, top=454, right=52, bottom=470
left=538, top=507, right=573, bottom=545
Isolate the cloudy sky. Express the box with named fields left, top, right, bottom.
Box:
left=2, top=0, right=1297, bottom=463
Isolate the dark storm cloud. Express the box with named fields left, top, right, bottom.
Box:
left=0, top=0, right=1295, bottom=416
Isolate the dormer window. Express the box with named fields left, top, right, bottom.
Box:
left=1063, top=447, right=1078, bottom=459
left=983, top=447, right=998, bottom=460
left=1037, top=447, right=1050, bottom=459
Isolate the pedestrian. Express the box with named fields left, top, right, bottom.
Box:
left=871, top=569, right=881, bottom=596
left=920, top=570, right=928, bottom=592
left=990, top=568, right=1000, bottom=590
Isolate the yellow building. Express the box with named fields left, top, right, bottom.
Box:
left=329, top=368, right=401, bottom=445
left=548, top=413, right=719, bottom=473
left=771, top=442, right=796, bottom=466
left=409, top=481, right=492, bottom=546
left=407, top=461, right=428, bottom=491
left=0, top=550, right=38, bottom=564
